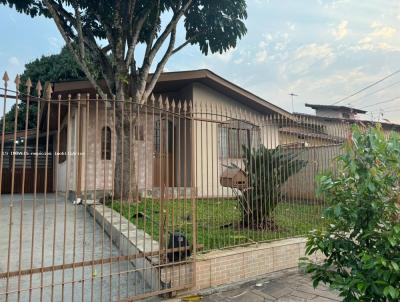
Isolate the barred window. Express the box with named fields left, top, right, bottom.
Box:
left=101, top=126, right=112, bottom=160
left=219, top=120, right=260, bottom=158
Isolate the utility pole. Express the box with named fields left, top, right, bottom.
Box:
left=289, top=93, right=298, bottom=113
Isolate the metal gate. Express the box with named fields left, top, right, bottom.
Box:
left=0, top=72, right=196, bottom=301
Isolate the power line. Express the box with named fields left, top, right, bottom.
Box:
left=369, top=108, right=400, bottom=115
left=331, top=68, right=400, bottom=105
left=348, top=79, right=400, bottom=106
left=360, top=96, right=400, bottom=109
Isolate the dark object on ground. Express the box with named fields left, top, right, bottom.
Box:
left=167, top=232, right=191, bottom=262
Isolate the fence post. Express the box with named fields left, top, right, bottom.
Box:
left=189, top=100, right=197, bottom=288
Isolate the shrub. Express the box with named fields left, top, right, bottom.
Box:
left=302, top=125, right=400, bottom=301
left=232, top=145, right=307, bottom=230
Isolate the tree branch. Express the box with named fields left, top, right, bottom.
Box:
left=43, top=0, right=108, bottom=99
left=171, top=34, right=200, bottom=55
left=147, top=0, right=193, bottom=63
left=132, top=0, right=192, bottom=103
left=125, top=1, right=156, bottom=69
left=73, top=3, right=85, bottom=59
left=142, top=28, right=177, bottom=103
left=144, top=0, right=161, bottom=60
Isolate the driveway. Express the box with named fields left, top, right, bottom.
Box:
left=0, top=194, right=146, bottom=302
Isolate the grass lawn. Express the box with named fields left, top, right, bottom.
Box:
left=109, top=198, right=325, bottom=252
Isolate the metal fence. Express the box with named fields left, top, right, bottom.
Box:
left=0, top=71, right=387, bottom=301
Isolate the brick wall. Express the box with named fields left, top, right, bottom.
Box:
left=162, top=237, right=324, bottom=292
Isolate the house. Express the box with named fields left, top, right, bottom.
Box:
left=279, top=103, right=400, bottom=147
left=279, top=103, right=400, bottom=201
left=304, top=103, right=367, bottom=119
left=34, top=69, right=293, bottom=201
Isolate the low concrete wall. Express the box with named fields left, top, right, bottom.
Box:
left=164, top=237, right=322, bottom=293
left=87, top=205, right=160, bottom=290
left=193, top=238, right=316, bottom=291
left=87, top=205, right=322, bottom=296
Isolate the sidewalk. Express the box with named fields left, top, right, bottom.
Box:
left=164, top=268, right=341, bottom=302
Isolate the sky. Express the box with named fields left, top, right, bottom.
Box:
left=1, top=0, right=400, bottom=123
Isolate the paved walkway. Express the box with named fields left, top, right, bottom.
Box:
left=0, top=194, right=146, bottom=301
left=164, top=268, right=341, bottom=302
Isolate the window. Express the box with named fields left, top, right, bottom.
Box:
left=101, top=126, right=112, bottom=160
left=134, top=124, right=144, bottom=141
left=219, top=120, right=259, bottom=158
left=154, top=119, right=173, bottom=154
left=59, top=126, right=67, bottom=163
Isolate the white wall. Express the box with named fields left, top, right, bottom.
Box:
left=56, top=107, right=78, bottom=193
left=192, top=83, right=280, bottom=198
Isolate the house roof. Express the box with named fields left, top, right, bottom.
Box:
left=305, top=103, right=367, bottom=114
left=279, top=126, right=345, bottom=143
left=50, top=69, right=292, bottom=119
left=294, top=112, right=400, bottom=131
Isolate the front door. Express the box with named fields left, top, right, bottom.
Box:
left=153, top=119, right=174, bottom=188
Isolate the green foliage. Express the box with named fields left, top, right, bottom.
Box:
left=20, top=46, right=86, bottom=86
left=234, top=145, right=307, bottom=229
left=302, top=126, right=400, bottom=301
left=2, top=47, right=84, bottom=133
left=111, top=199, right=324, bottom=251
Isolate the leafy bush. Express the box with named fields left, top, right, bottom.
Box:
left=302, top=125, right=400, bottom=301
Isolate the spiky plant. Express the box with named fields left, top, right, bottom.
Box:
left=231, top=145, right=307, bottom=230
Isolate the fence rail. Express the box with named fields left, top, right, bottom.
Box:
left=0, top=72, right=391, bottom=301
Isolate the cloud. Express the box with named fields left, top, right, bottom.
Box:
left=8, top=56, right=20, bottom=67
left=294, top=43, right=334, bottom=61
left=319, top=0, right=350, bottom=9
left=212, top=48, right=236, bottom=63
left=352, top=22, right=399, bottom=52
left=287, top=22, right=296, bottom=31
left=278, top=43, right=335, bottom=78
left=369, top=22, right=396, bottom=39
left=255, top=39, right=269, bottom=63
left=256, top=49, right=268, bottom=63
left=256, top=31, right=290, bottom=62
left=332, top=20, right=348, bottom=40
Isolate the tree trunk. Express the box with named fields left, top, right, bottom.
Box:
left=113, top=86, right=137, bottom=201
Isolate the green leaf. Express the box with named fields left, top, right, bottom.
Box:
left=384, top=286, right=399, bottom=299
left=312, top=278, right=320, bottom=288
left=388, top=237, right=396, bottom=247
left=391, top=261, right=399, bottom=271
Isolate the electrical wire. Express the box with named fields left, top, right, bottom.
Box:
left=331, top=68, right=400, bottom=105
left=348, top=79, right=400, bottom=107
left=360, top=96, right=400, bottom=109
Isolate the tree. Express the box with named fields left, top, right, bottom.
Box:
left=228, top=145, right=307, bottom=230
left=0, top=0, right=248, bottom=198
left=302, top=126, right=400, bottom=301
left=2, top=46, right=85, bottom=132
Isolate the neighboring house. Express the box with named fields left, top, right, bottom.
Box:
left=280, top=103, right=400, bottom=201
left=35, top=69, right=292, bottom=201
left=280, top=103, right=400, bottom=147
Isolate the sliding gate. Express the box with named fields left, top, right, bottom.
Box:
left=0, top=72, right=196, bottom=301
